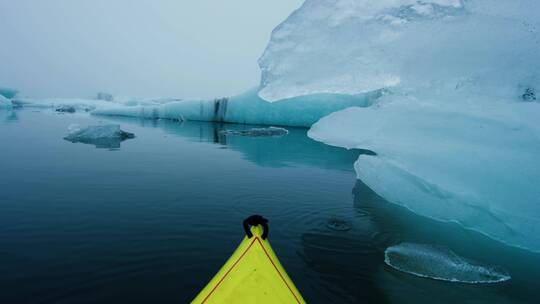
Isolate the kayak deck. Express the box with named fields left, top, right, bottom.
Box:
left=192, top=223, right=305, bottom=303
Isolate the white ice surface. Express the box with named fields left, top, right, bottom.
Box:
left=258, top=0, right=539, bottom=101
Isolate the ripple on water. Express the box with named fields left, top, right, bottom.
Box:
left=384, top=243, right=511, bottom=284
left=326, top=217, right=353, bottom=231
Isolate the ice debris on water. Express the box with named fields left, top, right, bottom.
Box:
left=64, top=124, right=135, bottom=149
left=220, top=126, right=288, bottom=137
left=522, top=88, right=536, bottom=101
left=384, top=243, right=511, bottom=283
left=55, top=105, right=76, bottom=113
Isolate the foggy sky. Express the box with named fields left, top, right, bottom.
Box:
left=0, top=0, right=302, bottom=99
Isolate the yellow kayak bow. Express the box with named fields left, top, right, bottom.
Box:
left=192, top=215, right=306, bottom=304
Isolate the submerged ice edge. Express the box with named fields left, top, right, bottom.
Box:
left=308, top=101, right=540, bottom=254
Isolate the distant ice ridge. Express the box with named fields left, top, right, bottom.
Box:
left=385, top=243, right=511, bottom=283
left=92, top=88, right=378, bottom=127
left=266, top=0, right=540, bottom=252
left=12, top=96, right=170, bottom=112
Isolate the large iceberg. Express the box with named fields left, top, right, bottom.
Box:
left=92, top=88, right=377, bottom=127
left=257, top=0, right=540, bottom=252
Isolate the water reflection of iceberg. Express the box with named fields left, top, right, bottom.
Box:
left=109, top=116, right=363, bottom=171
left=3, top=110, right=18, bottom=122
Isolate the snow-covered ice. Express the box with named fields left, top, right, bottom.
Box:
left=64, top=124, right=135, bottom=149
left=385, top=243, right=511, bottom=283
left=258, top=0, right=539, bottom=102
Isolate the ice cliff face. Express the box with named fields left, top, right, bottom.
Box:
left=258, top=0, right=540, bottom=252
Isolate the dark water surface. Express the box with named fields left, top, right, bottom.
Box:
left=1, top=109, right=539, bottom=303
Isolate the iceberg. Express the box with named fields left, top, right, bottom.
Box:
left=0, top=87, right=18, bottom=99
left=309, top=93, right=540, bottom=252
left=64, top=124, right=135, bottom=149
left=92, top=88, right=378, bottom=127
left=254, top=0, right=540, bottom=252
left=385, top=243, right=511, bottom=283
left=0, top=95, right=12, bottom=108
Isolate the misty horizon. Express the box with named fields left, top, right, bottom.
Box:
left=0, top=0, right=302, bottom=99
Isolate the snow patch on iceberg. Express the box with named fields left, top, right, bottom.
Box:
left=385, top=243, right=511, bottom=283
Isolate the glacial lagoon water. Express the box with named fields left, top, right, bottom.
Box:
left=1, top=109, right=539, bottom=303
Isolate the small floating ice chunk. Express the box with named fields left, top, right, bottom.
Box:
left=55, top=105, right=76, bottom=113
left=384, top=243, right=511, bottom=283
left=64, top=124, right=135, bottom=149
left=326, top=217, right=352, bottom=231
left=220, top=127, right=288, bottom=137
left=522, top=88, right=537, bottom=102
